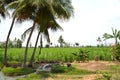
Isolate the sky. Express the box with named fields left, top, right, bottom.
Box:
left=1, top=0, right=120, bottom=46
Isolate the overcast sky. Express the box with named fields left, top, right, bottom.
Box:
left=1, top=0, right=120, bottom=46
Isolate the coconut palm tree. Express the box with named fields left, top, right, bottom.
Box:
left=2, top=0, right=17, bottom=65
left=103, top=28, right=120, bottom=45
left=21, top=18, right=63, bottom=67
left=22, top=0, right=73, bottom=68
left=3, top=0, right=36, bottom=65
left=8, top=0, right=74, bottom=68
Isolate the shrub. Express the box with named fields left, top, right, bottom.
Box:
left=102, top=73, right=112, bottom=80
left=111, top=44, right=120, bottom=61
left=2, top=67, right=35, bottom=76
left=51, top=65, right=67, bottom=73
left=72, top=49, right=89, bottom=62
left=51, top=65, right=94, bottom=75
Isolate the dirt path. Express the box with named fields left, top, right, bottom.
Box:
left=73, top=61, right=119, bottom=80
left=74, top=61, right=119, bottom=71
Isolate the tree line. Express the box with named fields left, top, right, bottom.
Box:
left=0, top=38, right=22, bottom=48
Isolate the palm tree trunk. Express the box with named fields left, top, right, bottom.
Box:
left=115, top=38, right=118, bottom=45
left=28, top=31, right=40, bottom=67
left=3, top=17, right=15, bottom=65
left=38, top=35, right=42, bottom=62
left=22, top=21, right=35, bottom=68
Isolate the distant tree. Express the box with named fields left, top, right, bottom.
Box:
left=8, top=39, right=13, bottom=48
left=0, top=42, right=5, bottom=48
left=17, top=39, right=22, bottom=48
left=58, top=35, right=65, bottom=47
left=45, top=44, right=50, bottom=48
left=75, top=42, right=79, bottom=47
left=96, top=37, right=103, bottom=47
left=13, top=37, right=17, bottom=47
left=102, top=33, right=108, bottom=46
left=64, top=42, right=70, bottom=47
left=103, top=28, right=120, bottom=45
left=29, top=42, right=32, bottom=48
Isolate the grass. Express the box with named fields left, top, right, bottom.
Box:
left=2, top=67, right=35, bottom=76
left=94, top=65, right=120, bottom=80
left=16, top=64, right=120, bottom=80
left=16, top=65, right=94, bottom=80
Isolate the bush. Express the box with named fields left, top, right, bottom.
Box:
left=51, top=65, right=67, bottom=73
left=72, top=49, right=89, bottom=62
left=51, top=65, right=94, bottom=75
left=102, top=73, right=112, bottom=80
left=111, top=44, right=120, bottom=61
left=2, top=67, right=35, bottom=76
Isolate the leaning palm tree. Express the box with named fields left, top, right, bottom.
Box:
left=103, top=28, right=120, bottom=45
left=3, top=0, right=36, bottom=65
left=2, top=0, right=17, bottom=65
left=21, top=18, right=63, bottom=67
left=22, top=0, right=73, bottom=68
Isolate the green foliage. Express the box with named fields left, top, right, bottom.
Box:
left=51, top=65, right=94, bottom=75
left=2, top=67, right=35, bottom=76
left=102, top=73, right=112, bottom=80
left=45, top=44, right=49, bottom=48
left=51, top=65, right=67, bottom=73
left=102, top=28, right=120, bottom=44
left=111, top=44, right=120, bottom=61
left=72, top=49, right=89, bottom=62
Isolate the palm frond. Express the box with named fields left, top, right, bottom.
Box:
left=21, top=27, right=32, bottom=41
left=7, top=0, right=19, bottom=10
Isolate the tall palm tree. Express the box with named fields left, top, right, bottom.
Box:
left=2, top=0, right=17, bottom=65
left=103, top=28, right=120, bottom=45
left=3, top=0, right=36, bottom=65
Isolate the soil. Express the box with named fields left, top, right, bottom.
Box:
left=45, top=61, right=119, bottom=80
left=75, top=61, right=118, bottom=71
left=74, top=61, right=120, bottom=80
